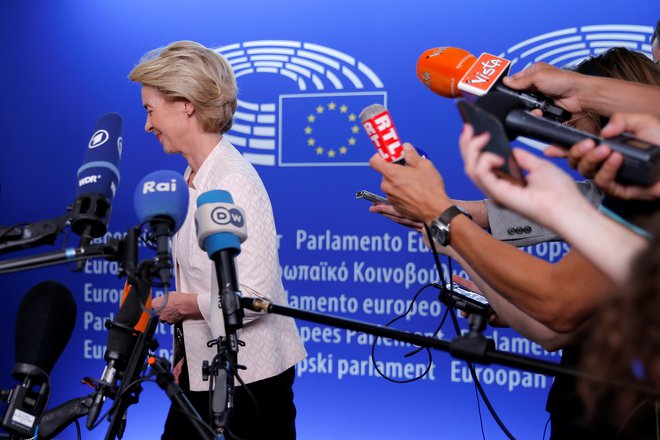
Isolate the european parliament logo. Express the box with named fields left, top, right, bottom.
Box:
left=215, top=40, right=385, bottom=167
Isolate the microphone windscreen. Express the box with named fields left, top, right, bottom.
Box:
left=76, top=112, right=123, bottom=200
left=197, top=189, right=233, bottom=206
left=134, top=170, right=189, bottom=232
left=416, top=47, right=476, bottom=98
left=13, top=281, right=76, bottom=377
left=106, top=282, right=150, bottom=355
left=195, top=189, right=243, bottom=256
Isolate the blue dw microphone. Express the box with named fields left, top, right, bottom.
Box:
left=134, top=170, right=189, bottom=288
left=71, top=112, right=123, bottom=242
left=195, top=190, right=248, bottom=432
left=195, top=190, right=247, bottom=335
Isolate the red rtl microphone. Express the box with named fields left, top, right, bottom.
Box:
left=416, top=47, right=571, bottom=121
left=359, top=104, right=405, bottom=164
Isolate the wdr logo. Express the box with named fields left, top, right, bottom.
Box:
left=215, top=41, right=386, bottom=167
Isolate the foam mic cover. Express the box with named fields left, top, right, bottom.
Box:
left=195, top=190, right=247, bottom=257
left=134, top=170, right=189, bottom=233
left=13, top=281, right=76, bottom=378
left=359, top=104, right=404, bottom=163
left=72, top=112, right=123, bottom=239
left=417, top=47, right=571, bottom=121
left=105, top=282, right=151, bottom=359
left=76, top=113, right=123, bottom=201
left=416, top=47, right=476, bottom=98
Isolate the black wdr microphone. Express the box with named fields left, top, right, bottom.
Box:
left=71, top=113, right=123, bottom=246
left=2, top=281, right=76, bottom=438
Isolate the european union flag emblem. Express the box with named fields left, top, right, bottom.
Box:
left=278, top=92, right=387, bottom=166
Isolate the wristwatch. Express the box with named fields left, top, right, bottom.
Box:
left=429, top=205, right=472, bottom=246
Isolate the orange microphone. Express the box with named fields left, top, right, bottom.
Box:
left=416, top=47, right=476, bottom=98
left=416, top=46, right=571, bottom=121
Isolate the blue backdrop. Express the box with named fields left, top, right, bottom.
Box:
left=0, top=1, right=657, bottom=439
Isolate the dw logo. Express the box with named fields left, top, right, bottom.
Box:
left=500, top=23, right=655, bottom=150
left=211, top=206, right=244, bottom=228
left=215, top=40, right=386, bottom=167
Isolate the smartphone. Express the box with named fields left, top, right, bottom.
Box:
left=355, top=190, right=390, bottom=205
left=441, top=283, right=491, bottom=316
left=456, top=99, right=526, bottom=186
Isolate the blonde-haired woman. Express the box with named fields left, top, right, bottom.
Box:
left=129, top=40, right=306, bottom=440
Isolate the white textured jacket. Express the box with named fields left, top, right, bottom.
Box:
left=173, top=137, right=307, bottom=391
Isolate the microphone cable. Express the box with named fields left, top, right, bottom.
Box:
left=423, top=223, right=516, bottom=440
left=205, top=348, right=258, bottom=440
left=369, top=283, right=450, bottom=384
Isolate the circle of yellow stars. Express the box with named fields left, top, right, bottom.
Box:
left=304, top=101, right=359, bottom=158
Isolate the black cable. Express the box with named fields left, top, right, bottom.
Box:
left=446, top=255, right=485, bottom=440
left=473, top=374, right=487, bottom=440
left=542, top=416, right=550, bottom=439
left=226, top=369, right=260, bottom=440
left=75, top=418, right=81, bottom=440
left=369, top=283, right=449, bottom=383
left=424, top=224, right=516, bottom=440
left=206, top=351, right=258, bottom=440
left=87, top=377, right=154, bottom=431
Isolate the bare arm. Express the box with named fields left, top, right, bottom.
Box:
left=450, top=259, right=578, bottom=352
left=502, top=63, right=660, bottom=119
left=370, top=144, right=614, bottom=333
left=459, top=124, right=649, bottom=284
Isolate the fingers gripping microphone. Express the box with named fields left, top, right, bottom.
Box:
left=134, top=170, right=189, bottom=288
left=85, top=281, right=152, bottom=429
left=2, top=281, right=76, bottom=438
left=416, top=47, right=571, bottom=121
left=473, top=92, right=660, bottom=185
left=71, top=113, right=123, bottom=243
left=195, top=190, right=247, bottom=336
left=359, top=104, right=405, bottom=164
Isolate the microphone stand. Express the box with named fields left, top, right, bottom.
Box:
left=203, top=254, right=245, bottom=438
left=0, top=214, right=71, bottom=256
left=102, top=227, right=157, bottom=440
left=241, top=297, right=584, bottom=380
left=149, top=356, right=217, bottom=440
left=102, top=315, right=158, bottom=440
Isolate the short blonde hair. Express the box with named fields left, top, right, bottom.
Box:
left=129, top=41, right=237, bottom=134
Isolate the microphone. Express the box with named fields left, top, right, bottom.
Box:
left=71, top=113, right=123, bottom=245
left=471, top=91, right=660, bottom=185
left=85, top=281, right=152, bottom=429
left=134, top=170, right=189, bottom=288
left=416, top=47, right=571, bottom=121
left=359, top=104, right=405, bottom=164
left=194, top=189, right=247, bottom=336
left=195, top=190, right=247, bottom=432
left=2, top=281, right=76, bottom=438
left=38, top=394, right=94, bottom=439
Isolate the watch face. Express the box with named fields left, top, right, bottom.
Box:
left=431, top=223, right=449, bottom=246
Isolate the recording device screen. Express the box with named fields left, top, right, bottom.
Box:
left=442, top=283, right=491, bottom=316
left=355, top=190, right=390, bottom=205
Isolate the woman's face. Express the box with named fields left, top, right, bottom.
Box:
left=141, top=85, right=189, bottom=154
